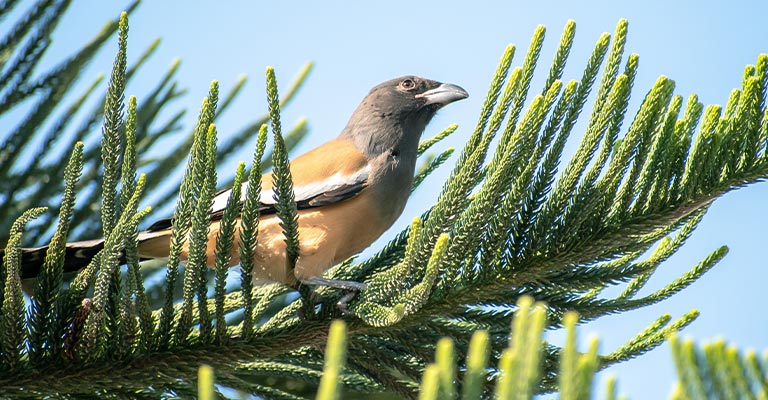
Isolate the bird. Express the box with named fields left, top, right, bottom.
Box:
left=17, top=76, right=468, bottom=294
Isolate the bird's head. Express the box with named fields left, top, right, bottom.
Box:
left=342, top=76, right=468, bottom=157
left=366, top=76, right=469, bottom=119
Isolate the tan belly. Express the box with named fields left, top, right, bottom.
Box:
left=139, top=192, right=387, bottom=286
left=242, top=191, right=386, bottom=285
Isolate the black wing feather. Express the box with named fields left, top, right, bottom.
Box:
left=206, top=180, right=367, bottom=222
left=146, top=173, right=368, bottom=232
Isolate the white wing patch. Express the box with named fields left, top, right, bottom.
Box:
left=209, top=165, right=370, bottom=215
left=209, top=181, right=248, bottom=215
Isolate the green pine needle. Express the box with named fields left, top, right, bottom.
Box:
left=159, top=81, right=219, bottom=349
left=82, top=174, right=147, bottom=357
left=198, top=364, right=215, bottom=400
left=435, top=338, right=456, bottom=399
left=412, top=148, right=454, bottom=192
left=418, top=364, right=440, bottom=400
left=462, top=330, right=490, bottom=399
left=418, top=124, right=458, bottom=156
left=213, top=161, right=245, bottom=344
left=316, top=320, right=347, bottom=400
left=120, top=96, right=138, bottom=211
left=177, top=123, right=219, bottom=344
left=240, top=124, right=268, bottom=340
left=100, top=11, right=129, bottom=238
left=266, top=66, right=301, bottom=270
left=1, top=207, right=46, bottom=370
left=28, top=142, right=83, bottom=364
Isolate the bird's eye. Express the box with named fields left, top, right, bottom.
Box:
left=400, top=79, right=416, bottom=89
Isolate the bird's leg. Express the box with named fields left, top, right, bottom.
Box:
left=295, top=282, right=318, bottom=321
left=300, top=277, right=368, bottom=315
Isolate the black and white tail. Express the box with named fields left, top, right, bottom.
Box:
left=1, top=239, right=107, bottom=279
left=3, top=226, right=175, bottom=279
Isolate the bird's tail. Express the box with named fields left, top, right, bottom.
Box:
left=5, top=229, right=173, bottom=280
left=2, top=239, right=108, bottom=280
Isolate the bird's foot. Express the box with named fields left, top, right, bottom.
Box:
left=336, top=291, right=361, bottom=315
left=299, top=277, right=368, bottom=315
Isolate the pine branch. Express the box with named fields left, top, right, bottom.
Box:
left=3, top=12, right=768, bottom=399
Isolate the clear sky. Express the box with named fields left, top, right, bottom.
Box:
left=8, top=1, right=768, bottom=398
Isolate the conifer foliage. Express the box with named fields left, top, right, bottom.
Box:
left=1, top=2, right=768, bottom=399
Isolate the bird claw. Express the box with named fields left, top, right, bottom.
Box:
left=336, top=291, right=361, bottom=315
left=299, top=277, right=367, bottom=315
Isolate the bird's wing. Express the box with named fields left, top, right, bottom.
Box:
left=207, top=165, right=369, bottom=220
left=146, top=139, right=369, bottom=232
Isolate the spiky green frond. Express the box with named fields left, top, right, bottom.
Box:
left=418, top=124, right=458, bottom=155
left=671, top=335, right=768, bottom=400
left=1, top=207, right=45, bottom=370
left=28, top=142, right=83, bottom=364
left=412, top=148, right=455, bottom=192
left=0, top=2, right=308, bottom=246
left=213, top=161, right=245, bottom=344
left=240, top=124, right=269, bottom=340
left=99, top=12, right=128, bottom=237
left=266, top=66, right=300, bottom=270
left=462, top=330, right=490, bottom=399
left=219, top=62, right=313, bottom=163
left=183, top=123, right=219, bottom=344
left=316, top=320, right=347, bottom=400
left=81, top=174, right=148, bottom=358
left=158, top=81, right=218, bottom=348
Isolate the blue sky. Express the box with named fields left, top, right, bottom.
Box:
left=8, top=1, right=768, bottom=398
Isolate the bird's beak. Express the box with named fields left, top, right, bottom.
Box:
left=415, top=83, right=469, bottom=106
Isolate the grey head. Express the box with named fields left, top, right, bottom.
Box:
left=339, top=76, right=468, bottom=158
